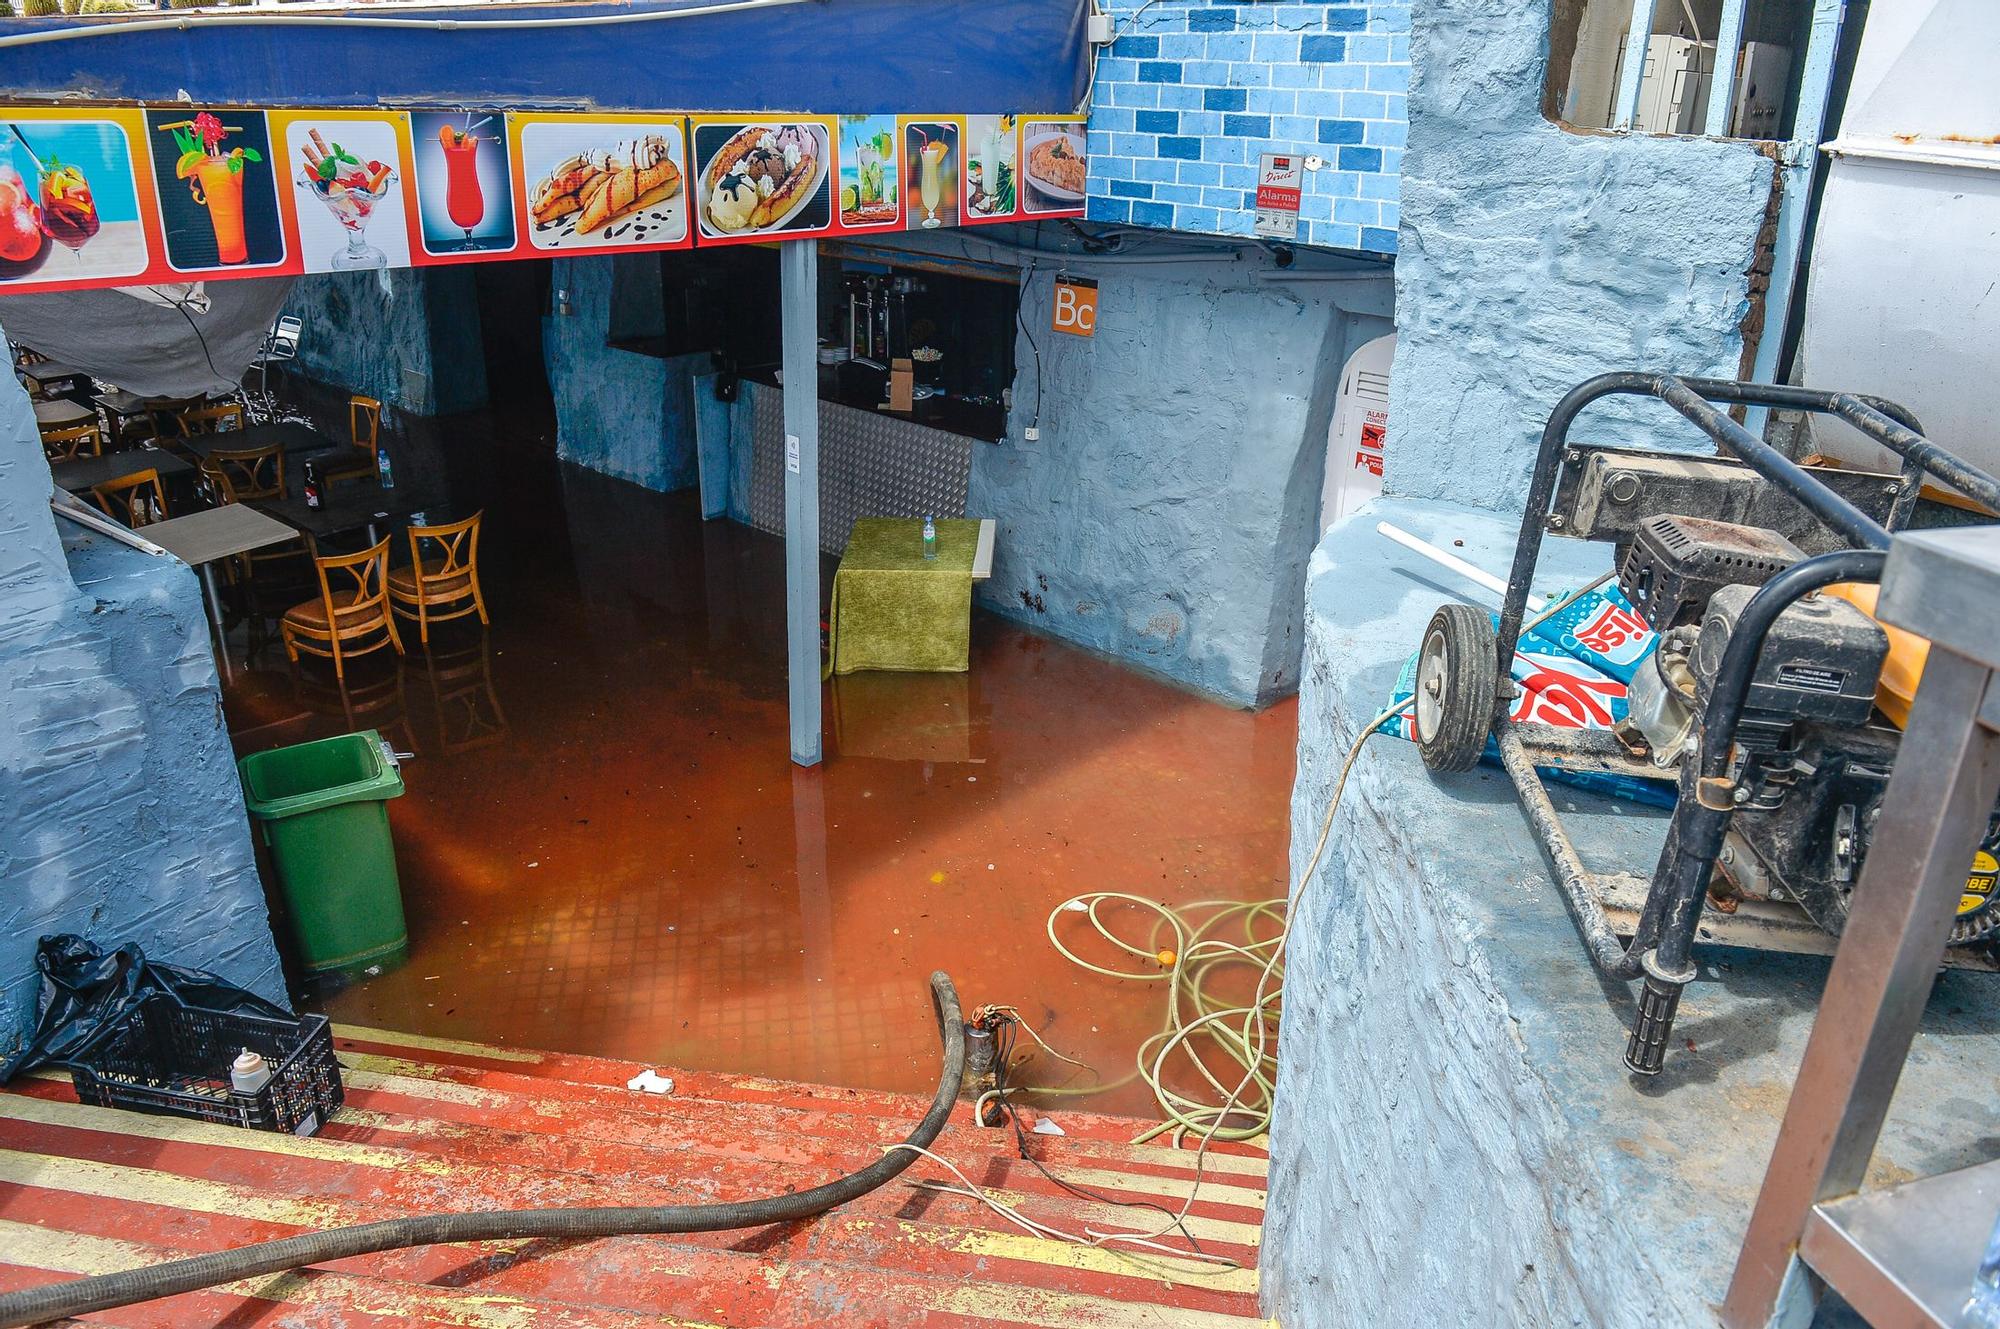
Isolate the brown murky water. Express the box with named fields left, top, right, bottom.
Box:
left=222, top=406, right=1298, bottom=1117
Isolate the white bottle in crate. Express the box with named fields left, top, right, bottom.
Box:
left=230, top=1048, right=272, bottom=1095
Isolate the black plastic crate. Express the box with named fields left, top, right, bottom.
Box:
left=70, top=995, right=343, bottom=1136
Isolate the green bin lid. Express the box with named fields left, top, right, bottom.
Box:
left=239, top=730, right=405, bottom=820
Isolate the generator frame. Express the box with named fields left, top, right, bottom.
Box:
left=1440, top=372, right=2000, bottom=1076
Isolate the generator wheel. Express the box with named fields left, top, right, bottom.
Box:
left=1414, top=603, right=1499, bottom=774
left=1949, top=836, right=2000, bottom=949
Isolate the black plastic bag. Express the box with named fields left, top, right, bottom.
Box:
left=0, top=934, right=293, bottom=1083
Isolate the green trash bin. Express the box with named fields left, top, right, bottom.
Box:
left=239, top=730, right=408, bottom=978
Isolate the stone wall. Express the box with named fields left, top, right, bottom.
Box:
left=0, top=347, right=286, bottom=1056
left=287, top=267, right=489, bottom=417
left=1260, top=499, right=2000, bottom=1327
left=1382, top=0, right=1775, bottom=512
left=1086, top=0, right=1408, bottom=252
left=544, top=255, right=702, bottom=495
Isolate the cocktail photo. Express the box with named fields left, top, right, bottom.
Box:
left=282, top=115, right=410, bottom=274
left=836, top=114, right=899, bottom=230
left=410, top=110, right=515, bottom=255
left=145, top=109, right=284, bottom=270
left=962, top=115, right=1017, bottom=222
left=1019, top=117, right=1086, bottom=215
left=518, top=116, right=687, bottom=251
left=902, top=119, right=959, bottom=230
left=0, top=115, right=151, bottom=285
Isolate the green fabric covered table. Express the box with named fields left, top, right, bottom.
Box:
left=826, top=518, right=981, bottom=676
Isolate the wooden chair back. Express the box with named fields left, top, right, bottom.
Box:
left=201, top=443, right=285, bottom=503
left=41, top=422, right=104, bottom=463
left=409, top=511, right=481, bottom=585
left=91, top=469, right=169, bottom=527
left=144, top=396, right=206, bottom=440
left=313, top=537, right=395, bottom=629
left=180, top=401, right=246, bottom=437
left=350, top=395, right=382, bottom=459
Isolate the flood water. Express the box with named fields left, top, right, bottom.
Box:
left=221, top=396, right=1298, bottom=1119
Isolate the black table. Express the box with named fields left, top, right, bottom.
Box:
left=176, top=422, right=348, bottom=462
left=49, top=447, right=196, bottom=495
left=253, top=482, right=441, bottom=544
left=20, top=361, right=91, bottom=398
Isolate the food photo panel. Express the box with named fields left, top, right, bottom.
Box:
left=275, top=111, right=413, bottom=275
left=411, top=110, right=518, bottom=258
left=835, top=115, right=899, bottom=231
left=515, top=114, right=690, bottom=252
left=690, top=118, right=834, bottom=244
left=901, top=119, right=961, bottom=231
left=962, top=115, right=1019, bottom=224
left=0, top=110, right=153, bottom=287
left=1019, top=117, right=1088, bottom=216
left=145, top=109, right=287, bottom=272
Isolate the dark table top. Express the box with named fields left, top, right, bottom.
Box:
left=20, top=361, right=89, bottom=388
left=252, top=482, right=441, bottom=542
left=49, top=446, right=196, bottom=494
left=176, top=422, right=349, bottom=461
left=94, top=389, right=170, bottom=418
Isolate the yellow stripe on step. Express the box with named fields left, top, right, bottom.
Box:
left=0, top=1218, right=728, bottom=1329
left=0, top=1148, right=351, bottom=1229
left=0, top=1091, right=453, bottom=1175
left=974, top=1186, right=1262, bottom=1250
left=846, top=1215, right=1260, bottom=1295
left=331, top=1022, right=545, bottom=1063
left=879, top=1271, right=1274, bottom=1329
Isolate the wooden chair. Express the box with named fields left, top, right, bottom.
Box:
left=199, top=443, right=284, bottom=502
left=281, top=537, right=403, bottom=681
left=144, top=395, right=207, bottom=442
left=324, top=394, right=383, bottom=486
left=387, top=512, right=488, bottom=645
left=180, top=401, right=245, bottom=437
left=40, top=422, right=104, bottom=463
left=91, top=469, right=169, bottom=527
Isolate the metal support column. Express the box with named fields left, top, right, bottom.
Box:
left=1609, top=0, right=1656, bottom=131
left=1703, top=0, right=1749, bottom=139
left=1743, top=0, right=1845, bottom=433
left=1723, top=526, right=2000, bottom=1327
left=780, top=238, right=822, bottom=767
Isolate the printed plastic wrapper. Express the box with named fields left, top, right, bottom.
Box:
left=1389, top=586, right=1676, bottom=808
left=0, top=934, right=293, bottom=1083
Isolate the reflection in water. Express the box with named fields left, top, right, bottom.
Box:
left=221, top=404, right=1297, bottom=1115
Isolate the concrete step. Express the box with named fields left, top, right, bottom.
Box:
left=0, top=1028, right=1271, bottom=1329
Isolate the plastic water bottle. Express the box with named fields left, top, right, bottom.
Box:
left=303, top=457, right=322, bottom=510
left=376, top=444, right=395, bottom=489
left=1967, top=1211, right=2000, bottom=1327
left=922, top=514, right=937, bottom=561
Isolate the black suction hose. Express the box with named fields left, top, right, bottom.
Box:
left=0, top=972, right=966, bottom=1329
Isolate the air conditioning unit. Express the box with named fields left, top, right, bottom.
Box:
left=1731, top=41, right=1792, bottom=139
left=1612, top=34, right=1716, bottom=134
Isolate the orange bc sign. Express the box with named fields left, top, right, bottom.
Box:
left=1052, top=274, right=1097, bottom=337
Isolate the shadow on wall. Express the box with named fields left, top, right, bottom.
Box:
left=1382, top=0, right=1777, bottom=514
left=288, top=267, right=490, bottom=417
left=0, top=350, right=285, bottom=1051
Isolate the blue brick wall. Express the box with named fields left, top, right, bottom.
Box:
left=1085, top=0, right=1408, bottom=254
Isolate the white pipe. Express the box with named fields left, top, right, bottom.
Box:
left=51, top=494, right=171, bottom=558
left=0, top=0, right=814, bottom=49
left=1376, top=519, right=1544, bottom=613
left=1253, top=268, right=1392, bottom=284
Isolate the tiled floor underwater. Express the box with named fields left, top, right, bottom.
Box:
left=219, top=404, right=1299, bottom=1118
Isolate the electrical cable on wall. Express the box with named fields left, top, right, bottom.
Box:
left=1016, top=256, right=1043, bottom=435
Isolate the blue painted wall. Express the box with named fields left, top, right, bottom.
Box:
left=287, top=268, right=489, bottom=417
left=1086, top=0, right=1408, bottom=252
left=1380, top=0, right=1774, bottom=512
left=543, top=256, right=702, bottom=495
left=0, top=349, right=286, bottom=1056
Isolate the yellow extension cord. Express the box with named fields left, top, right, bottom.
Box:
left=1027, top=573, right=1617, bottom=1149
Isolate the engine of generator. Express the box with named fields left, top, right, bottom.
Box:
left=1610, top=513, right=2000, bottom=946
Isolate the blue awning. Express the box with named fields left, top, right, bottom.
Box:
left=0, top=0, right=1087, bottom=115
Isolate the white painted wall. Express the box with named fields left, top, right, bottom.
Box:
left=1798, top=0, right=2000, bottom=480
